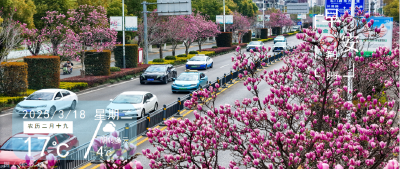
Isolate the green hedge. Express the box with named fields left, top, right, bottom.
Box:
left=24, top=56, right=60, bottom=90
left=85, top=50, right=111, bottom=76
left=243, top=30, right=251, bottom=43
left=110, top=67, right=121, bottom=72
left=272, top=27, right=282, bottom=35
left=189, top=51, right=198, bottom=54
left=260, top=29, right=268, bottom=39
left=216, top=32, right=232, bottom=47
left=0, top=62, right=28, bottom=96
left=165, top=56, right=176, bottom=60
left=177, top=54, right=187, bottom=57
left=212, top=46, right=218, bottom=48
left=114, top=44, right=138, bottom=68
left=153, top=59, right=164, bottom=62
left=252, top=38, right=260, bottom=41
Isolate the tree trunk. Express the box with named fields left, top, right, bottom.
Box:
left=198, top=40, right=202, bottom=52
left=159, top=44, right=163, bottom=59
left=80, top=53, right=85, bottom=78
left=172, top=44, right=177, bottom=56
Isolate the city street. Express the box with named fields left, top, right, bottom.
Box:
left=0, top=35, right=303, bottom=168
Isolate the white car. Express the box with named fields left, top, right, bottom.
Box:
left=14, top=89, right=78, bottom=117
left=106, top=91, right=158, bottom=118
left=185, top=55, right=213, bottom=70
left=273, top=42, right=288, bottom=52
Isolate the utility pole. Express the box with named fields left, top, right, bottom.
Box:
left=143, top=2, right=149, bottom=64
left=223, top=0, right=226, bottom=32
left=122, top=0, right=126, bottom=68
left=263, top=2, right=265, bottom=28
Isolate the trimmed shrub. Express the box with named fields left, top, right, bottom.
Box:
left=114, top=44, right=138, bottom=68
left=212, top=46, right=218, bottom=48
left=242, top=30, right=252, bottom=43
left=251, top=38, right=260, bottom=41
left=216, top=32, right=232, bottom=47
left=24, top=55, right=60, bottom=90
left=85, top=50, right=111, bottom=76
left=0, top=62, right=28, bottom=96
left=189, top=51, right=198, bottom=54
left=110, top=67, right=121, bottom=72
left=59, top=82, right=88, bottom=90
left=153, top=59, right=164, bottom=62
left=177, top=54, right=187, bottom=57
left=272, top=27, right=282, bottom=35
left=165, top=56, right=176, bottom=60
left=260, top=28, right=268, bottom=39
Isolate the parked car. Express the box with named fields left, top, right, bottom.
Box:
left=13, top=89, right=78, bottom=117
left=171, top=70, right=208, bottom=93
left=140, top=64, right=177, bottom=84
left=106, top=91, right=158, bottom=118
left=246, top=41, right=264, bottom=52
left=0, top=133, right=79, bottom=167
left=273, top=36, right=287, bottom=44
left=273, top=42, right=288, bottom=52
left=185, top=55, right=213, bottom=70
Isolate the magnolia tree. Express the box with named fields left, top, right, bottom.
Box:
left=226, top=11, right=251, bottom=43
left=266, top=10, right=293, bottom=33
left=137, top=10, right=168, bottom=59
left=178, top=14, right=199, bottom=56
left=165, top=15, right=186, bottom=57
left=21, top=11, right=70, bottom=57
left=392, top=22, right=399, bottom=49
left=142, top=10, right=400, bottom=168
left=193, top=12, right=220, bottom=52
left=92, top=131, right=143, bottom=169
left=0, top=10, right=23, bottom=63
left=10, top=154, right=57, bottom=169
left=63, top=5, right=117, bottom=77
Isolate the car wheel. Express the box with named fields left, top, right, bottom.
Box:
left=205, top=64, right=208, bottom=70
left=69, top=100, right=77, bottom=110
left=153, top=102, right=158, bottom=112
left=50, top=106, right=56, bottom=115
left=210, top=63, right=213, bottom=68
left=163, top=77, right=168, bottom=84
left=140, top=80, right=145, bottom=84
left=141, top=109, right=145, bottom=118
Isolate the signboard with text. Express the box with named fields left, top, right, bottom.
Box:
left=257, top=15, right=264, bottom=22
left=216, top=15, right=233, bottom=24
left=297, top=21, right=302, bottom=25
left=265, top=15, right=270, bottom=21
left=110, top=16, right=138, bottom=31
left=325, top=0, right=364, bottom=16
left=359, top=17, right=393, bottom=52
left=297, top=14, right=306, bottom=19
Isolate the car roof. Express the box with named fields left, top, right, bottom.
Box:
left=34, top=89, right=62, bottom=93
left=274, top=42, right=286, bottom=46
left=275, top=36, right=285, bottom=39
left=12, top=132, right=54, bottom=138
left=148, top=64, right=169, bottom=67
left=181, top=71, right=201, bottom=74
left=120, top=91, right=150, bottom=95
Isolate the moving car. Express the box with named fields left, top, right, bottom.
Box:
left=273, top=42, right=288, bottom=52
left=246, top=41, right=264, bottom=52
left=140, top=64, right=177, bottom=84
left=171, top=70, right=208, bottom=93
left=13, top=89, right=78, bottom=117
left=185, top=55, right=213, bottom=70
left=0, top=133, right=79, bottom=167
left=106, top=91, right=158, bottom=118
left=292, top=26, right=300, bottom=32
left=273, top=36, right=287, bottom=44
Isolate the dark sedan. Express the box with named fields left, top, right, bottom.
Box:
left=140, top=64, right=177, bottom=84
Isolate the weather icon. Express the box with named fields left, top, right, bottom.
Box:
left=102, top=122, right=116, bottom=132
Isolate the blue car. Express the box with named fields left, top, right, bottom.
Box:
left=185, top=55, right=213, bottom=70
left=171, top=70, right=208, bottom=93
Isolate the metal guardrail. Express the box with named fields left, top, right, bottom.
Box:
left=55, top=47, right=295, bottom=169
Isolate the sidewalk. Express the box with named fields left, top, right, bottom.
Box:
left=7, top=42, right=216, bottom=69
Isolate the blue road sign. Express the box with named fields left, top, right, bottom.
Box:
left=297, top=21, right=302, bottom=25
left=325, top=0, right=364, bottom=17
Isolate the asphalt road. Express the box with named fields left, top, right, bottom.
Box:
left=59, top=43, right=217, bottom=79
left=0, top=36, right=303, bottom=168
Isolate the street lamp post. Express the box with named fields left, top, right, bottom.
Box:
left=122, top=0, right=126, bottom=68
left=263, top=2, right=265, bottom=28
left=223, top=0, right=226, bottom=32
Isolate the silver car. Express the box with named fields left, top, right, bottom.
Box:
left=246, top=41, right=264, bottom=52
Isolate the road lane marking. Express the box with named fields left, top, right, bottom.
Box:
left=78, top=162, right=93, bottom=169
left=0, top=112, right=12, bottom=117
left=220, top=64, right=230, bottom=68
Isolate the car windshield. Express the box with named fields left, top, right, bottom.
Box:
left=249, top=41, right=260, bottom=45
left=275, top=42, right=286, bottom=46
left=145, top=66, right=166, bottom=73
left=274, top=47, right=284, bottom=50
left=26, top=92, right=54, bottom=100
left=176, top=74, right=198, bottom=81
left=0, top=137, right=45, bottom=151
left=189, top=57, right=205, bottom=61
left=112, top=95, right=143, bottom=104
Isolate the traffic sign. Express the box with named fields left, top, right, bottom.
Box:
left=287, top=3, right=309, bottom=14
left=325, top=0, right=364, bottom=17
left=297, top=21, right=302, bottom=25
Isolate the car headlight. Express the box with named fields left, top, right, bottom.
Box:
left=36, top=105, right=47, bottom=108
left=16, top=104, right=21, bottom=108
left=157, top=75, right=164, bottom=79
